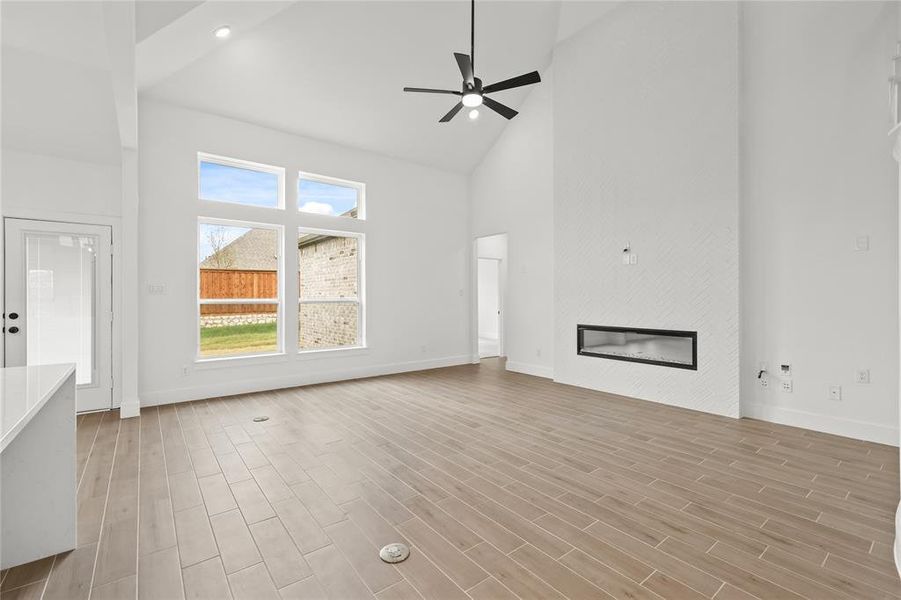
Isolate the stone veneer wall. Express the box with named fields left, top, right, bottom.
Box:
left=200, top=313, right=277, bottom=328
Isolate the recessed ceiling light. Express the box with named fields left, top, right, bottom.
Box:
left=213, top=25, right=231, bottom=39
left=468, top=109, right=479, bottom=120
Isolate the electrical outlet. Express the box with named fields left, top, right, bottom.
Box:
left=781, top=379, right=793, bottom=393
left=829, top=385, right=842, bottom=401
left=760, top=375, right=768, bottom=388
left=629, top=254, right=637, bottom=265
left=856, top=369, right=870, bottom=384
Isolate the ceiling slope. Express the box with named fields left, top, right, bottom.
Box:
left=140, top=1, right=561, bottom=173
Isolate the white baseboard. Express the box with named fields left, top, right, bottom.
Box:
left=505, top=360, right=554, bottom=380
left=119, top=398, right=140, bottom=419
left=140, top=355, right=472, bottom=407
left=742, top=402, right=899, bottom=446
left=895, top=504, right=901, bottom=579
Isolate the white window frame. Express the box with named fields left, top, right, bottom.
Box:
left=193, top=152, right=367, bottom=364
left=298, top=171, right=366, bottom=220
left=196, top=218, right=285, bottom=361
left=198, top=152, right=286, bottom=210
left=297, top=227, right=365, bottom=354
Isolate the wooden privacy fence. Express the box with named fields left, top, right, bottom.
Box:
left=200, top=269, right=278, bottom=314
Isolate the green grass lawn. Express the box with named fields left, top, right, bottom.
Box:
left=200, top=322, right=277, bottom=356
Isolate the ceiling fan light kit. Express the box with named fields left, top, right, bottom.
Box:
left=403, top=0, right=541, bottom=122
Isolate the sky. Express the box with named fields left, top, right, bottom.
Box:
left=200, top=161, right=279, bottom=207
left=200, top=161, right=359, bottom=216
left=198, top=163, right=359, bottom=263
left=298, top=179, right=358, bottom=216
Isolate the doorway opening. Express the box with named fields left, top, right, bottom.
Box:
left=475, top=233, right=507, bottom=360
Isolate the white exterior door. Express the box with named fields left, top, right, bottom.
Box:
left=4, top=219, right=113, bottom=412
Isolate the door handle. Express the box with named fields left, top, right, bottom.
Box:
left=8, top=326, right=19, bottom=334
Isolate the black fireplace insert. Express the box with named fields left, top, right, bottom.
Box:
left=577, top=325, right=697, bottom=370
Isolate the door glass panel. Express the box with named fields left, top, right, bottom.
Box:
left=25, top=233, right=96, bottom=385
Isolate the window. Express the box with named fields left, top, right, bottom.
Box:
left=197, top=221, right=282, bottom=358
left=298, top=172, right=363, bottom=218
left=195, top=153, right=365, bottom=361
left=298, top=230, right=363, bottom=351
left=199, top=154, right=284, bottom=209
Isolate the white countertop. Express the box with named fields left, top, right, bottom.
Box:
left=0, top=364, right=75, bottom=453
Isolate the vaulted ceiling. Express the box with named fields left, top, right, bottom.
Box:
left=1, top=1, right=122, bottom=164
left=138, top=1, right=562, bottom=173
left=1, top=1, right=621, bottom=173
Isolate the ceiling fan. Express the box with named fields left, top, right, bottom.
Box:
left=403, top=0, right=541, bottom=122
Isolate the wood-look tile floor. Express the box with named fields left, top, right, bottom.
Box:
left=2, top=358, right=900, bottom=599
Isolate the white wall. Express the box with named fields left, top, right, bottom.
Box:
left=470, top=73, right=554, bottom=379
left=1, top=13, right=128, bottom=407
left=552, top=2, right=741, bottom=417
left=138, top=100, right=471, bottom=404
left=741, top=1, right=899, bottom=445
left=2, top=150, right=122, bottom=218
left=477, top=259, right=500, bottom=340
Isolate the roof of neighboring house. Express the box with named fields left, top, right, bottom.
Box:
left=200, top=227, right=277, bottom=271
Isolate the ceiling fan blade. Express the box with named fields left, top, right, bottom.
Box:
left=482, top=71, right=541, bottom=94
left=454, top=53, right=474, bottom=85
left=404, top=87, right=462, bottom=95
left=482, top=96, right=518, bottom=120
left=439, top=102, right=464, bottom=123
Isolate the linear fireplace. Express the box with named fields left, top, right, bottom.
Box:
left=577, top=325, right=697, bottom=370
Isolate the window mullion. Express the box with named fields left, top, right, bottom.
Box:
left=283, top=217, right=300, bottom=354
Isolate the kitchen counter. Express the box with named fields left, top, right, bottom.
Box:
left=1, top=364, right=75, bottom=452
left=1, top=364, right=77, bottom=569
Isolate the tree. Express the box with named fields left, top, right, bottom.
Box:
left=205, top=226, right=235, bottom=269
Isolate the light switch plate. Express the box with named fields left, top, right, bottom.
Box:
left=856, top=369, right=870, bottom=384
left=855, top=235, right=870, bottom=251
